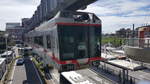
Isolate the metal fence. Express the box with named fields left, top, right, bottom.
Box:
left=125, top=38, right=150, bottom=48
left=98, top=62, right=141, bottom=84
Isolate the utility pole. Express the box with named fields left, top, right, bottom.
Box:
left=132, top=24, right=135, bottom=46
left=4, top=33, right=9, bottom=63
left=132, top=24, right=135, bottom=38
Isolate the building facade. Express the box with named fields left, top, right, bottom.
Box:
left=6, top=23, right=25, bottom=42
left=116, top=28, right=138, bottom=38
left=0, top=31, right=6, bottom=53
left=138, top=25, right=150, bottom=38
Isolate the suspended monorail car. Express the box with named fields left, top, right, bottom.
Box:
left=25, top=11, right=102, bottom=72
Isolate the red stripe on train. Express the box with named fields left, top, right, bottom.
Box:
left=89, top=57, right=104, bottom=61
left=52, top=56, right=66, bottom=64
left=56, top=22, right=101, bottom=26
left=51, top=56, right=103, bottom=65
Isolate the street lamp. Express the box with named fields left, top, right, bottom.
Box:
left=4, top=33, right=9, bottom=63
left=4, top=33, right=9, bottom=51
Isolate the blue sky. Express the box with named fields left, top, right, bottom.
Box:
left=0, top=0, right=150, bottom=33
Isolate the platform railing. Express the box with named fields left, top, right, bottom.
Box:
left=125, top=38, right=150, bottom=48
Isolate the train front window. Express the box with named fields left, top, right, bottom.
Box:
left=59, top=25, right=88, bottom=60
left=59, top=25, right=101, bottom=61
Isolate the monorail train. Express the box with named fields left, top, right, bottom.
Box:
left=25, top=11, right=102, bottom=72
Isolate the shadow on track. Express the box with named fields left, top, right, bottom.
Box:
left=24, top=57, right=42, bottom=84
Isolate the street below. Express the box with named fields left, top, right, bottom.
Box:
left=11, top=57, right=43, bottom=84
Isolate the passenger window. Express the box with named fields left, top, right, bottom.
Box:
left=34, top=36, right=43, bottom=46
left=46, top=35, right=51, bottom=49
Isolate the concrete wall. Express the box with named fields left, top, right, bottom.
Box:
left=124, top=46, right=150, bottom=63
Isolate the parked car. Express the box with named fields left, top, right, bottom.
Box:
left=16, top=44, right=22, bottom=48
left=0, top=58, right=6, bottom=79
left=1, top=51, right=13, bottom=64
left=16, top=58, right=24, bottom=65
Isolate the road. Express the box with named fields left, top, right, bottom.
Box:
left=11, top=57, right=43, bottom=84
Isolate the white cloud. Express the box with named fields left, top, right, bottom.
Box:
left=0, top=0, right=40, bottom=6
left=127, top=10, right=150, bottom=16
left=0, top=0, right=40, bottom=31
left=0, top=0, right=150, bottom=33
left=85, top=0, right=150, bottom=16
left=81, top=5, right=116, bottom=16
left=116, top=1, right=149, bottom=13
left=83, top=0, right=150, bottom=33
left=100, top=16, right=150, bottom=33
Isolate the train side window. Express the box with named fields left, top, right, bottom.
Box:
left=34, top=37, right=37, bottom=44
left=39, top=36, right=43, bottom=46
left=34, top=36, right=43, bottom=46
left=46, top=35, right=51, bottom=49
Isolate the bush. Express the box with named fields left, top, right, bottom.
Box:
left=16, top=56, right=22, bottom=59
left=102, top=37, right=125, bottom=47
left=32, top=58, right=44, bottom=73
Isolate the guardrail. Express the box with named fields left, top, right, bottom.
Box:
left=98, top=62, right=141, bottom=84
left=125, top=38, right=150, bottom=48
